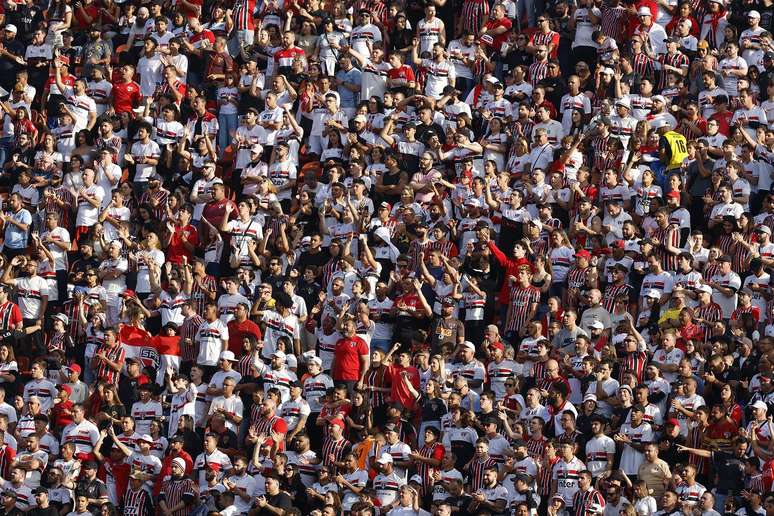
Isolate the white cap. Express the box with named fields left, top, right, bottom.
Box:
left=138, top=434, right=154, bottom=443
left=615, top=98, right=631, bottom=110
left=52, top=313, right=69, bottom=325
left=272, top=350, right=286, bottom=361
left=462, top=341, right=476, bottom=352
left=651, top=95, right=666, bottom=103
left=376, top=453, right=393, bottom=464
left=465, top=198, right=482, bottom=208
left=650, top=117, right=670, bottom=130
left=601, top=67, right=615, bottom=75
left=753, top=400, right=768, bottom=411
left=749, top=9, right=761, bottom=18
left=584, top=393, right=598, bottom=403
left=4, top=25, right=17, bottom=34
left=172, top=457, right=186, bottom=470
left=589, top=320, right=604, bottom=330
left=529, top=219, right=543, bottom=231
left=637, top=6, right=652, bottom=16
left=250, top=144, right=264, bottom=155
left=696, top=284, right=713, bottom=294
left=353, top=114, right=367, bottom=123
left=644, top=289, right=661, bottom=299
left=219, top=350, right=237, bottom=362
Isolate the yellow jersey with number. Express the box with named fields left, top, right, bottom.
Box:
left=663, top=130, right=688, bottom=170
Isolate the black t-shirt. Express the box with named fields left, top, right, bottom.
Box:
left=216, top=428, right=238, bottom=451
left=76, top=478, right=108, bottom=511
left=28, top=507, right=59, bottom=516
left=254, top=491, right=293, bottom=516
left=712, top=450, right=746, bottom=494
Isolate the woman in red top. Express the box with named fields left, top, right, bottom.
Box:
left=719, top=382, right=744, bottom=427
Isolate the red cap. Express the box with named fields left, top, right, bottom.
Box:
left=57, top=55, right=70, bottom=66
left=666, top=191, right=681, bottom=199
left=612, top=240, right=625, bottom=249
left=576, top=249, right=592, bottom=259
left=59, top=384, right=72, bottom=395
left=490, top=341, right=505, bottom=352
left=329, top=418, right=346, bottom=430
left=68, top=364, right=82, bottom=374
left=206, top=463, right=221, bottom=472
left=665, top=418, right=680, bottom=427
left=120, top=289, right=136, bottom=298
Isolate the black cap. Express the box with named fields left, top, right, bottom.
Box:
left=631, top=404, right=645, bottom=413
left=83, top=460, right=99, bottom=470
left=512, top=439, right=527, bottom=448
left=170, top=435, right=185, bottom=444
left=513, top=473, right=531, bottom=484
left=32, top=487, right=48, bottom=495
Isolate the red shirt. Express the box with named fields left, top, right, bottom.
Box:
left=226, top=318, right=262, bottom=353
left=387, top=65, right=415, bottom=84
left=483, top=17, right=513, bottom=53
left=50, top=399, right=74, bottom=431
left=202, top=198, right=237, bottom=231
left=167, top=223, right=199, bottom=265
left=73, top=4, right=99, bottom=30
left=332, top=336, right=369, bottom=382
left=710, top=110, right=733, bottom=136
left=111, top=80, right=142, bottom=114
left=388, top=365, right=420, bottom=411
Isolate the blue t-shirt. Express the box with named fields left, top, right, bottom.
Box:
left=3, top=208, right=31, bottom=250
left=335, top=67, right=362, bottom=108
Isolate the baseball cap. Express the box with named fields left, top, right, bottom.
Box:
left=4, top=25, right=16, bottom=34
left=637, top=6, right=652, bottom=15
left=59, top=385, right=72, bottom=396
left=589, top=320, right=604, bottom=330
left=52, top=313, right=69, bottom=325
left=376, top=453, right=394, bottom=464
left=272, top=350, right=286, bottom=361
left=219, top=350, right=237, bottom=362
left=68, top=364, right=82, bottom=374
left=697, top=40, right=709, bottom=49
left=644, top=289, right=661, bottom=299
left=753, top=400, right=768, bottom=411
left=329, top=418, right=346, bottom=430
left=250, top=144, right=264, bottom=155
left=696, top=284, right=713, bottom=294
left=462, top=341, right=475, bottom=352
left=583, top=393, right=598, bottom=403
